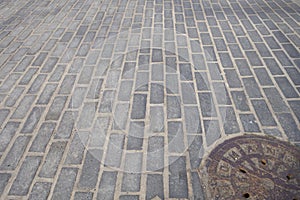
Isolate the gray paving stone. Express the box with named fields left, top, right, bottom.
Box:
left=105, top=134, right=124, bottom=168
left=184, top=106, right=202, bottom=133
left=45, top=96, right=67, bottom=120
left=147, top=136, right=164, bottom=172
left=78, top=149, right=102, bottom=189
left=274, top=50, right=293, bottom=66
left=264, top=88, right=289, bottom=113
left=275, top=77, right=299, bottom=98
left=0, top=73, right=21, bottom=93
left=64, top=131, right=88, bottom=165
left=235, top=59, right=252, bottom=76
left=286, top=68, right=300, bottom=86
left=135, top=71, right=149, bottom=91
left=151, top=63, right=164, bottom=81
left=242, top=77, right=263, bottom=98
left=150, top=83, right=164, bottom=104
left=0, top=122, right=19, bottom=152
left=220, top=106, right=240, bottom=134
left=191, top=172, right=205, bottom=200
left=39, top=141, right=67, bottom=178
left=169, top=156, right=188, bottom=198
left=9, top=156, right=42, bottom=196
left=168, top=121, right=185, bottom=153
left=90, top=117, right=110, bottom=148
left=203, top=46, right=217, bottom=61
left=59, top=75, right=76, bottom=94
left=37, top=84, right=58, bottom=105
left=49, top=65, right=66, bottom=82
left=99, top=90, right=115, bottom=113
left=166, top=74, right=179, bottom=94
left=77, top=102, right=98, bottom=129
left=29, top=182, right=52, bottom=200
left=146, top=174, right=164, bottom=200
left=127, top=121, right=144, bottom=150
left=74, top=192, right=93, bottom=200
left=32, top=52, right=48, bottom=66
left=119, top=195, right=139, bottom=200
left=0, top=135, right=31, bottom=170
left=187, top=135, right=203, bottom=169
left=240, top=114, right=261, bottom=132
left=252, top=100, right=277, bottom=126
left=198, top=92, right=217, bottom=117
left=277, top=113, right=300, bottom=142
left=181, top=82, right=197, bottom=104
left=21, top=107, right=45, bottom=133
left=212, top=82, right=231, bottom=105
left=254, top=68, right=273, bottom=86
left=131, top=94, right=147, bottom=119
left=78, top=65, right=94, bottom=84
left=0, top=173, right=11, bottom=195
left=150, top=106, right=164, bottom=133
left=224, top=69, right=242, bottom=88
left=113, top=103, right=129, bottom=130
left=97, top=171, right=117, bottom=200
left=288, top=100, right=300, bottom=122
left=263, top=58, right=283, bottom=75
left=52, top=168, right=78, bottom=200
left=29, top=122, right=56, bottom=152
left=56, top=111, right=77, bottom=139
left=231, top=91, right=250, bottom=111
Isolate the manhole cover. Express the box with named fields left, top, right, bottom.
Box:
left=200, top=135, right=300, bottom=200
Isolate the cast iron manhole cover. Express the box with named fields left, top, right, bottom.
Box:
left=200, top=135, right=300, bottom=200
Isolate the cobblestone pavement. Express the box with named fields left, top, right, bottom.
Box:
left=0, top=0, right=299, bottom=199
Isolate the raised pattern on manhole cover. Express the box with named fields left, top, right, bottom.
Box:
left=199, top=135, right=300, bottom=200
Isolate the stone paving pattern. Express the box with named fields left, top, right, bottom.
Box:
left=0, top=0, right=299, bottom=199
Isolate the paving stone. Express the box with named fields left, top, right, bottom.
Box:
left=9, top=156, right=42, bottom=196
left=254, top=68, right=274, bottom=86
left=105, top=134, right=124, bottom=168
left=191, top=172, right=205, bottom=200
left=52, top=168, right=78, bottom=200
left=277, top=113, right=300, bottom=142
left=288, top=100, right=300, bottom=122
left=135, top=71, right=149, bottom=91
left=55, top=111, right=77, bottom=139
left=27, top=122, right=54, bottom=152
left=21, top=107, right=45, bottom=133
left=0, top=122, right=19, bottom=152
left=0, top=135, right=31, bottom=170
left=179, top=63, right=193, bottom=81
left=74, top=192, right=93, bottom=200
left=77, top=102, right=98, bottom=129
left=0, top=173, right=11, bottom=195
left=285, top=68, right=300, bottom=86
left=263, top=58, right=283, bottom=75
left=198, top=92, right=217, bottom=117
left=45, top=96, right=67, bottom=120
left=203, top=46, right=217, bottom=61
left=242, top=77, right=263, bottom=98
left=235, top=59, right=252, bottom=76
left=252, top=100, right=277, bottom=126
left=240, top=114, right=261, bottom=132
left=273, top=50, right=293, bottom=66
left=99, top=90, right=115, bottom=113
left=181, top=82, right=197, bottom=104
left=78, top=149, right=102, bottom=189
left=59, top=75, right=76, bottom=94
left=220, top=106, right=240, bottom=134
left=212, top=82, right=231, bottom=105
left=166, top=74, right=179, bottom=94
left=127, top=121, right=144, bottom=150
left=187, top=135, right=203, bottom=169
left=37, top=84, right=58, bottom=105
left=119, top=195, right=139, bottom=200
left=147, top=136, right=164, bottom=172
left=39, top=141, right=67, bottom=178
left=113, top=103, right=129, bottom=130
left=168, top=121, right=185, bottom=153
left=131, top=94, right=147, bottom=119
left=224, top=69, right=242, bottom=88
left=231, top=91, right=250, bottom=111
left=146, top=174, right=164, bottom=200
left=275, top=77, right=299, bottom=98
left=29, top=182, right=52, bottom=200
left=150, top=83, right=164, bottom=104
left=97, top=171, right=117, bottom=200
left=184, top=106, right=202, bottom=133
left=0, top=74, right=21, bottom=93
left=150, top=106, right=164, bottom=133
left=264, top=87, right=289, bottom=113
left=169, top=156, right=188, bottom=198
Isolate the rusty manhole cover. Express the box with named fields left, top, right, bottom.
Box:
left=200, top=135, right=300, bottom=200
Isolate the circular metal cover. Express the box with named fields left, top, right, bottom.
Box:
left=200, top=135, right=300, bottom=200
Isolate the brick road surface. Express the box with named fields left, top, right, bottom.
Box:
left=0, top=0, right=299, bottom=199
